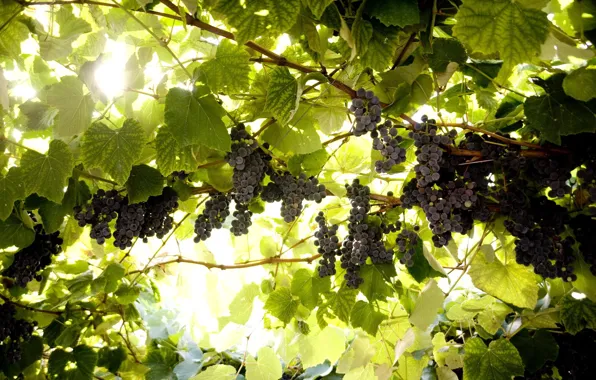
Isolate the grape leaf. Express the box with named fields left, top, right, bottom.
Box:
left=264, top=287, right=299, bottom=324
left=20, top=140, right=74, bottom=204
left=0, top=167, right=25, bottom=221
left=19, top=101, right=59, bottom=131
left=350, top=300, right=386, bottom=336
left=359, top=264, right=394, bottom=302
left=125, top=165, right=164, bottom=204
left=352, top=11, right=373, bottom=57
left=262, top=117, right=321, bottom=155
left=81, top=119, right=146, bottom=184
left=46, top=76, right=96, bottom=137
left=428, top=38, right=468, bottom=72
left=299, top=327, right=346, bottom=368
left=453, top=0, right=549, bottom=75
left=200, top=40, right=251, bottom=93
left=305, top=0, right=334, bottom=19
left=330, top=286, right=358, bottom=323
left=360, top=23, right=401, bottom=71
left=510, top=330, right=558, bottom=373
left=191, top=365, right=236, bottom=380
left=290, top=268, right=330, bottom=310
left=214, top=0, right=300, bottom=44
left=97, top=346, right=126, bottom=374
left=56, top=5, right=92, bottom=39
left=0, top=215, right=35, bottom=249
left=463, top=338, right=524, bottom=380
left=397, top=354, right=429, bottom=380
left=265, top=67, right=301, bottom=125
left=164, top=88, right=230, bottom=151
left=155, top=125, right=198, bottom=176
left=48, top=345, right=98, bottom=380
left=0, top=2, right=30, bottom=60
left=409, top=279, right=445, bottom=330
left=245, top=347, right=282, bottom=380
left=560, top=295, right=596, bottom=334
left=0, top=336, right=43, bottom=377
left=365, top=0, right=420, bottom=28
left=563, top=67, right=596, bottom=102
left=228, top=283, right=260, bottom=325
left=144, top=344, right=177, bottom=380
left=468, top=254, right=538, bottom=309
left=524, top=93, right=596, bottom=145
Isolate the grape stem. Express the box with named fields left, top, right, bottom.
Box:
left=0, top=293, right=62, bottom=315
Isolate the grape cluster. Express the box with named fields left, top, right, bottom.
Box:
left=113, top=202, right=145, bottom=250
left=194, top=193, right=231, bottom=242
left=226, top=125, right=269, bottom=204
left=372, top=120, right=407, bottom=173
left=2, top=224, right=63, bottom=287
left=339, top=180, right=394, bottom=288
left=0, top=303, right=37, bottom=364
left=502, top=192, right=576, bottom=281
left=409, top=116, right=455, bottom=187
left=348, top=88, right=382, bottom=136
left=577, top=160, right=596, bottom=203
left=74, top=189, right=123, bottom=245
left=261, top=172, right=327, bottom=223
left=396, top=229, right=420, bottom=267
left=315, top=212, right=340, bottom=277
left=139, top=187, right=179, bottom=242
left=526, top=157, right=573, bottom=198
left=230, top=203, right=253, bottom=236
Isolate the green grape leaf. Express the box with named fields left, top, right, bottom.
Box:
left=145, top=344, right=178, bottom=380
left=191, top=364, right=236, bottom=380
left=524, top=93, right=596, bottom=145
left=0, top=2, right=29, bottom=60
left=360, top=23, right=401, bottom=71
left=19, top=101, right=58, bottom=131
left=0, top=167, right=25, bottom=221
left=468, top=254, right=538, bottom=309
left=463, top=338, right=524, bottom=380
left=125, top=165, right=164, bottom=204
left=46, top=76, right=96, bottom=138
left=453, top=0, right=549, bottom=75
left=352, top=16, right=373, bottom=57
left=359, top=264, right=394, bottom=302
left=563, top=67, right=596, bottom=102
left=114, top=284, right=141, bottom=305
left=262, top=117, right=322, bottom=155
left=305, top=0, right=334, bottom=19
left=350, top=300, right=386, bottom=336
left=81, top=119, right=146, bottom=184
left=428, top=38, right=468, bottom=72
left=214, top=0, right=300, bottom=44
left=409, top=279, right=445, bottom=330
left=0, top=215, right=34, bottom=249
left=164, top=88, right=230, bottom=151
left=287, top=149, right=329, bottom=177
left=97, top=346, right=127, bottom=374
left=245, top=347, right=282, bottom=380
left=48, top=345, right=98, bottom=380
left=228, top=283, right=260, bottom=325
left=365, top=0, right=420, bottom=27
left=330, top=286, right=358, bottom=323
left=510, top=330, right=558, bottom=373
left=265, top=67, right=301, bottom=125
left=290, top=268, right=330, bottom=310
left=155, top=125, right=198, bottom=176
left=200, top=40, right=251, bottom=93
left=264, top=287, right=299, bottom=324
left=20, top=140, right=74, bottom=203
left=38, top=199, right=67, bottom=233
left=56, top=5, right=92, bottom=39
left=462, top=62, right=503, bottom=88
left=560, top=295, right=596, bottom=334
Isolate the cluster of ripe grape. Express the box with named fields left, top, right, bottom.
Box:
left=396, top=228, right=420, bottom=267
left=261, top=172, right=327, bottom=222
left=194, top=193, right=231, bottom=242
left=226, top=124, right=270, bottom=204
left=0, top=303, right=37, bottom=364
left=501, top=189, right=577, bottom=281
left=75, top=187, right=179, bottom=250
left=349, top=88, right=382, bottom=136
left=315, top=212, right=340, bottom=278
left=338, top=179, right=394, bottom=288
left=2, top=224, right=63, bottom=287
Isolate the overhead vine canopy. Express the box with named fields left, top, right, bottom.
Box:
left=1, top=0, right=596, bottom=379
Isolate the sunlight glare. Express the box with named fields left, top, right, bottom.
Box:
left=11, top=84, right=36, bottom=100
left=94, top=40, right=128, bottom=98
left=571, top=292, right=587, bottom=300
